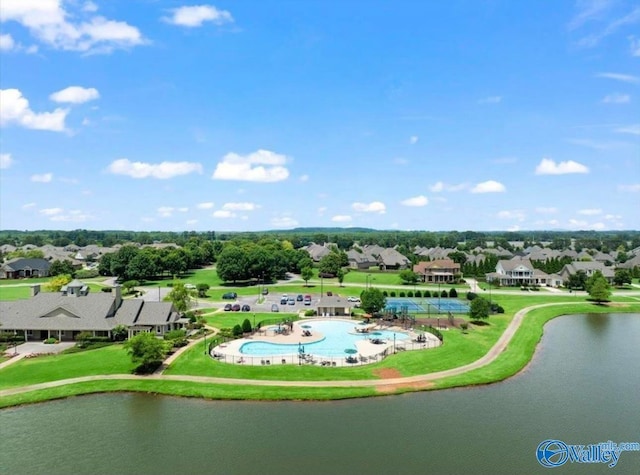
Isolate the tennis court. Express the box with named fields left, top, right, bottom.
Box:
left=385, top=298, right=470, bottom=314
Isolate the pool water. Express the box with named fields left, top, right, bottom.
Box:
left=240, top=320, right=409, bottom=358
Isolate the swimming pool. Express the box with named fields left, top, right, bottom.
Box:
left=240, top=320, right=409, bottom=358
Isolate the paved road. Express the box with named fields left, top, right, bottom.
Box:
left=0, top=301, right=591, bottom=398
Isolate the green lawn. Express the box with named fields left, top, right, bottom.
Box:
left=0, top=286, right=31, bottom=301
left=0, top=344, right=135, bottom=390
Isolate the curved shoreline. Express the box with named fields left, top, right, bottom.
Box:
left=1, top=302, right=638, bottom=405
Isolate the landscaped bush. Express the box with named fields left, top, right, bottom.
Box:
left=218, top=328, right=234, bottom=339
left=449, top=288, right=458, bottom=298
left=399, top=291, right=406, bottom=297
left=423, top=290, right=431, bottom=297
left=232, top=324, right=243, bottom=337
left=390, top=291, right=396, bottom=297
left=101, top=287, right=112, bottom=293
left=466, top=291, right=478, bottom=301
left=75, top=268, right=99, bottom=279
left=164, top=329, right=187, bottom=341
left=490, top=303, right=505, bottom=314
left=304, top=309, right=316, bottom=317
left=407, top=291, right=413, bottom=298
left=440, top=290, right=448, bottom=297
left=414, top=290, right=422, bottom=298
left=242, top=318, right=252, bottom=333
left=44, top=337, right=58, bottom=344
left=382, top=290, right=388, bottom=297
left=0, top=334, right=25, bottom=343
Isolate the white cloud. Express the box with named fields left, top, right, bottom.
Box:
left=568, top=219, right=606, bottom=230
left=163, top=5, right=233, bottom=27
left=270, top=215, right=298, bottom=228
left=400, top=195, right=428, bottom=207
left=299, top=174, right=309, bottom=182
left=409, top=135, right=418, bottom=144
left=602, top=93, right=630, bottom=104
left=497, top=210, right=525, bottom=221
left=618, top=183, right=640, bottom=192
left=470, top=180, right=506, bottom=193
left=478, top=96, right=502, bottom=104
left=222, top=202, right=257, bottom=211
left=596, top=72, right=640, bottom=84
left=212, top=210, right=236, bottom=218
left=31, top=172, right=53, bottom=183
left=352, top=201, right=386, bottom=213
left=107, top=158, right=203, bottom=179
left=157, top=206, right=174, bottom=218
left=615, top=124, right=640, bottom=135
left=0, top=153, right=12, bottom=169
left=82, top=1, right=98, bottom=13
left=22, top=202, right=36, bottom=209
left=575, top=6, right=640, bottom=48
left=0, top=33, right=15, bottom=50
left=39, top=207, right=63, bottom=216
left=535, top=158, right=589, bottom=175
left=429, top=181, right=468, bottom=192
left=332, top=215, right=353, bottom=223
left=0, top=0, right=145, bottom=53
left=535, top=207, right=558, bottom=214
left=49, top=209, right=93, bottom=223
left=196, top=202, right=215, bottom=209
left=0, top=89, right=68, bottom=131
left=186, top=219, right=198, bottom=226
left=578, top=208, right=602, bottom=215
left=50, top=86, right=100, bottom=104
left=568, top=0, right=613, bottom=31
left=212, top=149, right=290, bottom=182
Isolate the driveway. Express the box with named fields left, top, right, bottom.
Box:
left=9, top=341, right=75, bottom=355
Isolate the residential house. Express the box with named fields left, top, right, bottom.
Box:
left=486, top=257, right=549, bottom=286
left=0, top=258, right=51, bottom=279
left=303, top=243, right=332, bottom=262
left=346, top=249, right=377, bottom=270
left=558, top=261, right=615, bottom=283
left=0, top=281, right=182, bottom=342
left=413, top=259, right=461, bottom=283
left=377, top=248, right=411, bottom=271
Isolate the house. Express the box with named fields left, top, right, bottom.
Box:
left=346, top=249, right=377, bottom=270
left=316, top=295, right=351, bottom=317
left=0, top=281, right=182, bottom=342
left=0, top=258, right=51, bottom=279
left=377, top=248, right=411, bottom=271
left=486, top=257, right=546, bottom=286
left=413, top=259, right=460, bottom=283
left=303, top=243, right=332, bottom=262
left=558, top=261, right=615, bottom=283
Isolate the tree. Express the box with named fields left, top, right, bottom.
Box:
left=587, top=272, right=611, bottom=303
left=216, top=246, right=249, bottom=282
left=360, top=288, right=386, bottom=314
left=242, top=318, right=252, bottom=333
left=613, top=268, right=632, bottom=287
left=45, top=274, right=72, bottom=292
left=167, top=282, right=192, bottom=313
left=566, top=271, right=587, bottom=291
left=301, top=266, right=313, bottom=287
left=49, top=259, right=76, bottom=277
left=196, top=283, right=210, bottom=298
left=398, top=269, right=419, bottom=285
left=112, top=324, right=128, bottom=341
left=469, top=296, right=490, bottom=321
left=124, top=332, right=168, bottom=372
left=122, top=280, right=140, bottom=295
left=336, top=268, right=345, bottom=287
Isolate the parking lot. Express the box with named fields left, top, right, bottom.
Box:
left=222, top=292, right=318, bottom=313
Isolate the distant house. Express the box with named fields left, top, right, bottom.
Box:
left=0, top=281, right=182, bottom=342
left=558, top=261, right=615, bottom=283
left=0, top=258, right=51, bottom=279
left=413, top=259, right=460, bottom=283
left=316, top=295, right=351, bottom=317
left=303, top=243, right=332, bottom=262
left=346, top=249, right=377, bottom=270
left=377, top=248, right=411, bottom=271
left=486, top=257, right=550, bottom=286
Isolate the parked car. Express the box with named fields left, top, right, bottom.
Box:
left=184, top=283, right=196, bottom=290
left=222, top=292, right=237, bottom=300
left=232, top=304, right=241, bottom=312
left=224, top=303, right=232, bottom=311
left=327, top=291, right=333, bottom=296
left=280, top=296, right=288, bottom=305
left=296, top=294, right=303, bottom=301
left=271, top=304, right=279, bottom=312
left=241, top=304, right=250, bottom=312
left=304, top=295, right=312, bottom=305
left=261, top=288, right=269, bottom=295
left=287, top=297, right=296, bottom=305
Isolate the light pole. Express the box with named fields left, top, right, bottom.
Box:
left=203, top=330, right=207, bottom=355
left=253, top=313, right=256, bottom=332
left=366, top=273, right=371, bottom=289
left=320, top=275, right=324, bottom=296
left=393, top=332, right=396, bottom=354
left=438, top=282, right=441, bottom=315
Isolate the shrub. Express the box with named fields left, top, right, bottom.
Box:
left=101, top=287, right=113, bottom=293
left=441, top=290, right=448, bottom=298
left=242, top=318, right=252, bottom=333
left=164, top=329, right=187, bottom=341
left=75, top=268, right=99, bottom=279
left=449, top=288, right=457, bottom=298
left=399, top=291, right=406, bottom=297
left=423, top=325, right=443, bottom=341
left=390, top=291, right=396, bottom=297
left=466, top=291, right=478, bottom=301
left=407, top=291, right=414, bottom=298
left=460, top=323, right=469, bottom=333
left=0, top=334, right=25, bottom=343
left=75, top=331, right=94, bottom=348
left=414, top=290, right=422, bottom=298
left=218, top=328, right=234, bottom=339
left=44, top=337, right=58, bottom=344
left=382, top=290, right=388, bottom=297
left=304, top=309, right=316, bottom=317
left=490, top=303, right=505, bottom=314
left=424, top=290, right=431, bottom=298
left=232, top=324, right=243, bottom=337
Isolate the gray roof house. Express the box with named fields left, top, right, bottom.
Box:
left=486, top=256, right=553, bottom=286
left=377, top=248, right=411, bottom=271
left=0, top=281, right=181, bottom=342
left=558, top=261, right=615, bottom=282
left=346, top=249, right=377, bottom=270
left=0, top=258, right=51, bottom=279
left=303, top=243, right=332, bottom=262
left=316, top=295, right=351, bottom=317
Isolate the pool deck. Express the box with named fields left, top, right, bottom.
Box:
left=211, top=318, right=440, bottom=366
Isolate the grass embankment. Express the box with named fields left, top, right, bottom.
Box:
left=0, top=282, right=105, bottom=301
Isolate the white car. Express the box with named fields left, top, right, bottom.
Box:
left=185, top=283, right=196, bottom=289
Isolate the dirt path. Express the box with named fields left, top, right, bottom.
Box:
left=0, top=302, right=614, bottom=398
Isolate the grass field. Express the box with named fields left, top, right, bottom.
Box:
left=0, top=282, right=106, bottom=301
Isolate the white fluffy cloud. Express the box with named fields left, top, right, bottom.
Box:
left=164, top=5, right=233, bottom=27
left=212, top=210, right=235, bottom=218
left=0, top=0, right=145, bottom=53
left=270, top=215, right=298, bottom=228
left=39, top=207, right=62, bottom=216
left=0, top=33, right=15, bottom=50
left=196, top=202, right=215, bottom=210
left=157, top=206, right=174, bottom=218
left=50, top=86, right=100, bottom=104
left=470, top=180, right=506, bottom=193
left=212, top=149, right=290, bottom=182
left=400, top=195, right=428, bottom=207
left=222, top=202, right=258, bottom=211
left=497, top=210, right=525, bottom=221
left=535, top=158, right=589, bottom=175
left=332, top=215, right=353, bottom=223
left=429, top=181, right=467, bottom=192
left=578, top=208, right=602, bottom=215
left=0, top=89, right=68, bottom=131
left=0, top=153, right=12, bottom=169
left=352, top=201, right=386, bottom=213
left=602, top=93, right=630, bottom=104
left=107, top=159, right=203, bottom=179
left=31, top=172, right=53, bottom=183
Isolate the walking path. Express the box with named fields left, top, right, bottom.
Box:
left=0, top=301, right=579, bottom=398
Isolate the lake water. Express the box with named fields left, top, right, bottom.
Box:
left=1, top=313, right=639, bottom=475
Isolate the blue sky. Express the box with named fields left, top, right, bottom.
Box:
left=1, top=0, right=638, bottom=232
